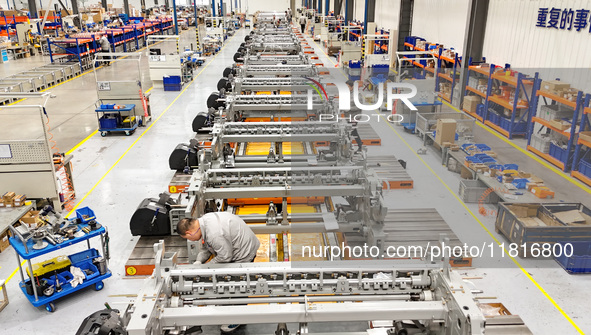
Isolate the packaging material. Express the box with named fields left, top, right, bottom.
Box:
left=531, top=186, right=555, bottom=199
left=554, top=210, right=588, bottom=225
left=39, top=10, right=55, bottom=17
left=463, top=95, right=481, bottom=113
left=93, top=14, right=103, bottom=23
left=507, top=204, right=539, bottom=218
left=435, top=119, right=457, bottom=146
left=579, top=131, right=591, bottom=144
left=12, top=194, right=26, bottom=207
left=540, top=80, right=571, bottom=95
left=549, top=119, right=571, bottom=131
left=19, top=210, right=40, bottom=225
left=0, top=231, right=10, bottom=253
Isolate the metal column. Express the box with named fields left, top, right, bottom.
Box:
left=28, top=0, right=38, bottom=18
left=318, top=0, right=322, bottom=14
left=172, top=0, right=178, bottom=35
left=363, top=0, right=375, bottom=34
left=457, top=0, right=489, bottom=108
left=71, top=0, right=79, bottom=14
left=325, top=0, right=329, bottom=15
left=101, top=0, right=107, bottom=11
left=123, top=0, right=130, bottom=16
left=334, top=0, right=342, bottom=16
left=344, top=0, right=353, bottom=24
left=212, top=0, right=216, bottom=17
left=396, top=0, right=412, bottom=52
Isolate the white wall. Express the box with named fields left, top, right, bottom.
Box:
left=411, top=0, right=469, bottom=54
left=353, top=0, right=363, bottom=21
left=374, top=0, right=399, bottom=32
left=242, top=0, right=290, bottom=14
left=483, top=0, right=591, bottom=92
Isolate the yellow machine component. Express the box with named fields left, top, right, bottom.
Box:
left=26, top=255, right=71, bottom=278
left=237, top=204, right=326, bottom=262
left=244, top=142, right=305, bottom=155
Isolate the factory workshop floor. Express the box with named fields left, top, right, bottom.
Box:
left=0, top=26, right=589, bottom=335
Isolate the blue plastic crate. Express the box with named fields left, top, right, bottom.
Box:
left=499, top=117, right=528, bottom=133
left=476, top=104, right=486, bottom=118
left=549, top=143, right=569, bottom=163
left=475, top=144, right=491, bottom=151
left=503, top=164, right=519, bottom=171
left=487, top=112, right=499, bottom=125
left=100, top=104, right=115, bottom=109
left=69, top=248, right=100, bottom=265
left=348, top=60, right=361, bottom=68
left=512, top=178, right=529, bottom=189
left=99, top=117, right=117, bottom=129
left=555, top=241, right=591, bottom=274
left=164, top=84, right=182, bottom=91
left=76, top=206, right=96, bottom=223
left=163, top=75, right=181, bottom=84
left=578, top=159, right=591, bottom=178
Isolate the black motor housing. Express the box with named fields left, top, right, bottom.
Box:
left=192, top=113, right=209, bottom=132
left=129, top=198, right=171, bottom=236
left=169, top=143, right=198, bottom=171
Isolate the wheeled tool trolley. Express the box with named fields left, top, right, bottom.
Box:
left=96, top=104, right=138, bottom=136
left=8, top=207, right=111, bottom=312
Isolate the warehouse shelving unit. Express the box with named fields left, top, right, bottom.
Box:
left=47, top=35, right=100, bottom=70
left=462, top=65, right=494, bottom=122
left=484, top=70, right=535, bottom=139
left=402, top=36, right=463, bottom=104
left=527, top=83, right=586, bottom=171
left=571, top=95, right=591, bottom=186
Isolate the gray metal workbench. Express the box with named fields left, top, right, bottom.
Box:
left=0, top=201, right=35, bottom=235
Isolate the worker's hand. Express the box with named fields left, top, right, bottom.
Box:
left=193, top=260, right=202, bottom=265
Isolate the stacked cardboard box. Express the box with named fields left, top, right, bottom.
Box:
left=435, top=119, right=456, bottom=146
left=0, top=192, right=26, bottom=208
left=540, top=80, right=571, bottom=96
left=463, top=95, right=481, bottom=114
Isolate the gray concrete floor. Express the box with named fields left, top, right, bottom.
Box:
left=0, top=26, right=589, bottom=335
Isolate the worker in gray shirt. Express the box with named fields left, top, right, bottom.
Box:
left=99, top=35, right=111, bottom=66
left=178, top=212, right=260, bottom=333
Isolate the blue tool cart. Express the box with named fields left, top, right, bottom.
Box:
left=95, top=103, right=138, bottom=136
left=8, top=207, right=111, bottom=312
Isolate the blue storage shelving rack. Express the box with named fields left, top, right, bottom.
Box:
left=571, top=94, right=591, bottom=186
left=527, top=82, right=586, bottom=171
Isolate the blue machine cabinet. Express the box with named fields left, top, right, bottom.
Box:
left=8, top=207, right=111, bottom=312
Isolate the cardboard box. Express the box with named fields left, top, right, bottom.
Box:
left=541, top=80, right=570, bottom=94
left=39, top=10, right=55, bottom=17
left=1, top=10, right=18, bottom=16
left=463, top=95, right=481, bottom=113
left=0, top=231, right=10, bottom=253
left=506, top=204, right=538, bottom=218
left=549, top=119, right=570, bottom=131
left=435, top=119, right=456, bottom=146
left=19, top=210, right=40, bottom=225
left=579, top=131, right=591, bottom=144
left=93, top=14, right=103, bottom=23
left=2, top=192, right=15, bottom=202
left=12, top=194, right=25, bottom=207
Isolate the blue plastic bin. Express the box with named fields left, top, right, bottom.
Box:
left=549, top=143, right=569, bottom=163
left=555, top=241, right=591, bottom=274
left=100, top=104, right=115, bottom=109
left=99, top=117, right=117, bottom=129
left=512, top=178, right=529, bottom=189
left=76, top=207, right=96, bottom=223
left=578, top=159, right=591, bottom=178
left=163, top=75, right=181, bottom=84
left=69, top=249, right=101, bottom=280
left=503, top=164, right=519, bottom=171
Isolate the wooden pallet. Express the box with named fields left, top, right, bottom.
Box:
left=125, top=236, right=188, bottom=276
